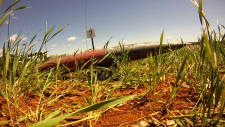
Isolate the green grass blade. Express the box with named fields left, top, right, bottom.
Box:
left=159, top=30, right=164, bottom=55
left=10, top=32, right=22, bottom=49
left=219, top=43, right=225, bottom=57
left=204, top=31, right=216, bottom=68
left=97, top=53, right=109, bottom=64
left=163, top=57, right=187, bottom=110
left=48, top=87, right=60, bottom=101
left=48, top=23, right=70, bottom=40
left=220, top=24, right=225, bottom=29
left=190, top=0, right=199, bottom=8
left=0, top=5, right=30, bottom=26
left=90, top=59, right=94, bottom=87
left=0, top=10, right=13, bottom=28
left=25, top=41, right=38, bottom=55
left=175, top=119, right=186, bottom=127
left=218, top=21, right=221, bottom=41
left=218, top=75, right=225, bottom=120
left=44, top=108, right=63, bottom=120
left=203, top=16, right=210, bottom=31
left=28, top=95, right=136, bottom=127
left=214, top=76, right=222, bottom=109
left=5, top=44, right=10, bottom=77
left=175, top=57, right=187, bottom=85
left=0, top=0, right=3, bottom=9
left=43, top=69, right=54, bottom=91
left=12, top=6, right=30, bottom=11
left=29, top=30, right=41, bottom=45
left=0, top=121, right=9, bottom=126
left=0, top=0, right=19, bottom=16
left=42, top=27, right=54, bottom=43
left=2, top=43, right=6, bottom=79
left=206, top=76, right=218, bottom=117
left=62, top=115, right=98, bottom=127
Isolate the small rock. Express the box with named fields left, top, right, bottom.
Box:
left=139, top=121, right=149, bottom=127
left=166, top=120, right=175, bottom=126
left=148, top=118, right=160, bottom=126
left=134, top=121, right=149, bottom=127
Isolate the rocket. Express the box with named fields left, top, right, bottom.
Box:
left=37, top=42, right=199, bottom=71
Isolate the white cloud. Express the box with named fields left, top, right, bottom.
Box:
left=9, top=34, right=18, bottom=41
left=8, top=34, right=27, bottom=41
left=123, top=40, right=126, bottom=42
left=64, top=45, right=66, bottom=47
left=13, top=16, right=18, bottom=20
left=143, top=39, right=146, bottom=40
left=67, top=36, right=78, bottom=41
left=166, top=36, right=172, bottom=39
left=22, top=37, right=27, bottom=41
left=0, top=49, right=2, bottom=54
left=51, top=44, right=57, bottom=48
left=5, top=20, right=9, bottom=25
left=68, top=44, right=71, bottom=47
left=5, top=13, right=18, bottom=25
left=82, top=38, right=90, bottom=41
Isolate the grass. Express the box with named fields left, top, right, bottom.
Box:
left=0, top=0, right=225, bottom=126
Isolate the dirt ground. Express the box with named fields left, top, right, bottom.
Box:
left=0, top=74, right=211, bottom=127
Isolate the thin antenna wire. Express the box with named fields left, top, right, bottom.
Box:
left=45, top=22, right=47, bottom=57
left=35, top=23, right=38, bottom=52
left=7, top=8, right=11, bottom=43
left=30, top=24, right=32, bottom=50
left=85, top=0, right=88, bottom=50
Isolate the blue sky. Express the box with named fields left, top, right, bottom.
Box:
left=0, top=0, right=225, bottom=56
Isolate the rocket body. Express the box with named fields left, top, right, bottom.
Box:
left=37, top=42, right=199, bottom=71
